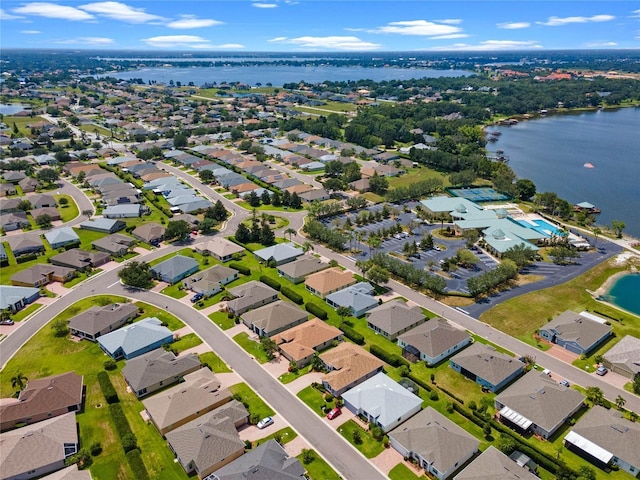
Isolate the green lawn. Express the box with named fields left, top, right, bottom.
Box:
left=388, top=463, right=425, bottom=480
left=54, top=194, right=79, bottom=222
left=171, top=333, right=203, bottom=353
left=233, top=332, right=270, bottom=363
left=228, top=382, right=275, bottom=420
left=278, top=364, right=312, bottom=384
left=11, top=303, right=42, bottom=322
left=297, top=450, right=341, bottom=480
left=236, top=201, right=305, bottom=212
left=208, top=311, right=237, bottom=330
left=337, top=419, right=386, bottom=458
left=198, top=351, right=232, bottom=373
left=296, top=385, right=329, bottom=417
left=253, top=426, right=297, bottom=447
left=134, top=301, right=184, bottom=331
left=387, top=166, right=450, bottom=190
left=160, top=283, right=188, bottom=299
left=241, top=215, right=290, bottom=230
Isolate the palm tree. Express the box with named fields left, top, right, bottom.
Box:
left=368, top=235, right=382, bottom=256
left=336, top=306, right=351, bottom=323
left=592, top=227, right=601, bottom=247
left=11, top=372, right=28, bottom=392
left=302, top=241, right=314, bottom=253
left=615, top=395, right=626, bottom=410
left=355, top=231, right=364, bottom=252
left=284, top=228, right=296, bottom=241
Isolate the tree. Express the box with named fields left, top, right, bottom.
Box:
left=208, top=200, right=228, bottom=221
left=58, top=197, right=69, bottom=206
left=356, top=259, right=373, bottom=280
left=198, top=217, right=217, bottom=235
left=35, top=213, right=52, bottom=229
left=420, top=234, right=434, bottom=250
left=634, top=375, right=640, bottom=395
left=82, top=209, right=93, bottom=219
left=323, top=177, right=345, bottom=193
left=284, top=228, right=296, bottom=241
left=549, top=246, right=579, bottom=265
left=118, top=261, right=153, bottom=289
left=615, top=395, right=626, bottom=410
left=369, top=172, right=389, bottom=195
left=462, top=229, right=479, bottom=248
left=173, top=134, right=188, bottom=148
left=611, top=220, right=625, bottom=238
left=247, top=190, right=261, bottom=208
left=36, top=168, right=59, bottom=185
left=260, top=337, right=278, bottom=360
left=585, top=386, right=605, bottom=406
left=289, top=192, right=302, bottom=209
left=235, top=223, right=252, bottom=244
left=51, top=317, right=69, bottom=337
left=482, top=422, right=492, bottom=439
left=367, top=265, right=390, bottom=285
left=302, top=241, right=314, bottom=253
left=367, top=235, right=382, bottom=256
left=199, top=169, right=214, bottom=183
left=515, top=178, right=536, bottom=201
left=11, top=372, right=28, bottom=391
left=336, top=306, right=351, bottom=322
left=502, top=243, right=537, bottom=269
left=17, top=199, right=32, bottom=212
left=259, top=223, right=275, bottom=246
left=165, top=220, right=191, bottom=241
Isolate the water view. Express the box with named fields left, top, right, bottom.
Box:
left=96, top=65, right=471, bottom=87
left=606, top=274, right=640, bottom=316
left=0, top=103, right=30, bottom=115
left=486, top=107, right=640, bottom=238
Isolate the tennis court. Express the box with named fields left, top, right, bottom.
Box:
left=448, top=187, right=510, bottom=202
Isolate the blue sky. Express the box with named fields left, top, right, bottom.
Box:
left=1, top=1, right=639, bottom=51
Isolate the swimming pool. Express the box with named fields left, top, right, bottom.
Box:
left=518, top=219, right=564, bottom=237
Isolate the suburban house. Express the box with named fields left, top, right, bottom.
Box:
left=0, top=197, right=21, bottom=213
left=0, top=243, right=7, bottom=261
left=194, top=237, right=245, bottom=262
left=30, top=193, right=56, bottom=209
left=19, top=176, right=40, bottom=193
left=97, top=317, right=173, bottom=360
left=182, top=264, right=238, bottom=297
left=0, top=285, right=41, bottom=312
left=44, top=227, right=80, bottom=249
left=0, top=372, right=84, bottom=432
left=210, top=439, right=306, bottom=480
left=603, top=335, right=640, bottom=379
left=253, top=242, right=304, bottom=266
left=67, top=302, right=139, bottom=341
left=50, top=248, right=111, bottom=271
left=277, top=255, right=328, bottom=284
left=325, top=282, right=378, bottom=317
left=1, top=211, right=30, bottom=231
left=150, top=254, right=200, bottom=284
left=226, top=280, right=279, bottom=315
left=0, top=182, right=17, bottom=196
left=342, top=372, right=422, bottom=433
left=538, top=311, right=612, bottom=355
left=92, top=233, right=135, bottom=256
left=11, top=264, right=75, bottom=288
left=103, top=204, right=141, bottom=218
left=320, top=342, right=385, bottom=396
left=78, top=218, right=126, bottom=234
left=0, top=412, right=80, bottom=480
left=272, top=318, right=342, bottom=368
left=165, top=400, right=249, bottom=479
left=564, top=405, right=640, bottom=475
left=241, top=300, right=308, bottom=338
left=398, top=318, right=472, bottom=365
left=366, top=300, right=425, bottom=340
left=305, top=267, right=356, bottom=299
left=389, top=407, right=479, bottom=480
left=2, top=171, right=26, bottom=183
left=122, top=348, right=202, bottom=398
left=449, top=343, right=525, bottom=393
left=38, top=465, right=92, bottom=480
left=31, top=206, right=61, bottom=222
left=9, top=236, right=44, bottom=256
left=132, top=222, right=166, bottom=245
left=143, top=368, right=232, bottom=435
left=453, top=446, right=539, bottom=480
left=495, top=370, right=585, bottom=439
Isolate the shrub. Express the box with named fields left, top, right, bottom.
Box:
left=352, top=429, right=363, bottom=444
left=229, top=262, right=250, bottom=276
left=429, top=391, right=439, bottom=401
left=126, top=449, right=150, bottom=480
left=468, top=400, right=477, bottom=410
left=109, top=403, right=133, bottom=440
left=301, top=449, right=315, bottom=464
left=121, top=433, right=138, bottom=453
left=407, top=373, right=432, bottom=392
left=369, top=344, right=409, bottom=367
left=281, top=286, right=303, bottom=304
left=16, top=253, right=39, bottom=264
left=90, top=442, right=102, bottom=456
left=65, top=450, right=92, bottom=469
left=339, top=323, right=364, bottom=345
left=97, top=371, right=119, bottom=404
left=260, top=275, right=281, bottom=291
left=438, top=386, right=464, bottom=404
left=103, top=360, right=117, bottom=371
left=370, top=426, right=385, bottom=442
left=305, top=302, right=328, bottom=320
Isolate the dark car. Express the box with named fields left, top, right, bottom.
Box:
left=190, top=293, right=204, bottom=303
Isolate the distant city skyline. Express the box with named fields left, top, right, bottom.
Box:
left=1, top=1, right=639, bottom=51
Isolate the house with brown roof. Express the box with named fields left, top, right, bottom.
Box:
left=241, top=300, right=309, bottom=338
left=272, top=318, right=343, bottom=367
left=143, top=368, right=232, bottom=435
left=366, top=300, right=425, bottom=340
left=277, top=255, right=328, bottom=284
left=305, top=267, right=356, bottom=299
left=0, top=412, right=80, bottom=479
left=19, top=176, right=40, bottom=193
left=320, top=343, right=385, bottom=396
left=0, top=372, right=84, bottom=432
left=132, top=222, right=166, bottom=245
left=50, top=248, right=111, bottom=271
left=68, top=302, right=139, bottom=341
left=398, top=318, right=472, bottom=365
left=194, top=237, right=245, bottom=262
left=92, top=233, right=135, bottom=256
left=284, top=183, right=314, bottom=195
left=11, top=264, right=75, bottom=288
left=31, top=206, right=61, bottom=222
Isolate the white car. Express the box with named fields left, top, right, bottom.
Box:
left=257, top=416, right=274, bottom=429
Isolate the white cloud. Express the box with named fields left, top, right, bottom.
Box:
left=21, top=30, right=41, bottom=34
left=1, top=8, right=24, bottom=20
left=252, top=3, right=278, bottom=8
left=142, top=35, right=214, bottom=48
left=212, top=44, right=245, bottom=49
left=585, top=41, right=618, bottom=47
left=537, top=14, right=614, bottom=26
left=425, top=40, right=543, bottom=51
left=79, top=1, right=164, bottom=23
left=429, top=33, right=469, bottom=40
left=359, top=19, right=463, bottom=37
left=268, top=35, right=381, bottom=50
left=55, top=37, right=115, bottom=45
left=167, top=15, right=222, bottom=29
left=436, top=19, right=463, bottom=25
left=497, top=22, right=531, bottom=29
left=630, top=9, right=640, bottom=19
left=12, top=3, right=94, bottom=21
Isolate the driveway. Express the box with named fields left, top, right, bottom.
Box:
left=371, top=447, right=406, bottom=475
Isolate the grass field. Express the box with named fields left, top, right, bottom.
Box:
left=388, top=463, right=425, bottom=480
left=2, top=115, right=50, bottom=136
left=228, top=382, right=275, bottom=420
left=297, top=450, right=341, bottom=480
left=54, top=194, right=79, bottom=222
left=198, top=351, right=232, bottom=373
left=171, top=333, right=203, bottom=353
left=233, top=332, right=270, bottom=363
left=337, top=419, right=386, bottom=458
left=387, top=166, right=450, bottom=190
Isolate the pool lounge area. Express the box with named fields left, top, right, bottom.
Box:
left=517, top=218, right=565, bottom=238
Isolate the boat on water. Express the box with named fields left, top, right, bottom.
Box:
left=584, top=162, right=595, bottom=169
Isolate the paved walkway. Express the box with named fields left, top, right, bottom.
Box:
left=371, top=448, right=405, bottom=475
left=284, top=371, right=325, bottom=395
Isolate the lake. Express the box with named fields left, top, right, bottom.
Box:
left=96, top=65, right=471, bottom=87
left=606, top=274, right=640, bottom=316
left=0, top=103, right=30, bottom=115
left=486, top=107, right=640, bottom=238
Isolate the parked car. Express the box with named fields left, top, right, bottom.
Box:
left=190, top=293, right=204, bottom=303
left=433, top=246, right=441, bottom=251
left=0, top=319, right=15, bottom=326
left=559, top=380, right=570, bottom=387
left=257, top=416, right=274, bottom=429
left=326, top=407, right=342, bottom=420
left=596, top=366, right=608, bottom=376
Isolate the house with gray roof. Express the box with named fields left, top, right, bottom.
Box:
left=539, top=311, right=612, bottom=355
left=398, top=318, right=472, bottom=365
left=254, top=242, right=304, bottom=266
left=11, top=264, right=75, bottom=288
left=150, top=254, right=200, bottom=284
left=211, top=439, right=305, bottom=480
left=8, top=236, right=44, bottom=256
left=133, top=222, right=165, bottom=245
left=603, top=335, right=640, bottom=379
left=194, top=237, right=244, bottom=262
left=39, top=465, right=92, bottom=480
left=564, top=405, right=640, bottom=475
left=495, top=370, right=585, bottom=439
left=44, top=227, right=80, bottom=249
left=0, top=285, right=41, bottom=312
left=180, top=199, right=213, bottom=214
left=50, top=248, right=111, bottom=271
left=30, top=193, right=56, bottom=209
left=0, top=197, right=22, bottom=213
left=454, top=446, right=539, bottom=480
left=2, top=171, right=26, bottom=183
left=389, top=407, right=479, bottom=480
left=325, top=282, right=378, bottom=317
left=68, top=302, right=139, bottom=341
left=182, top=264, right=238, bottom=298
left=366, top=300, right=425, bottom=340
left=19, top=176, right=40, bottom=193
left=79, top=218, right=126, bottom=234
left=342, top=372, right=422, bottom=433
left=0, top=182, right=17, bottom=196
left=226, top=280, right=279, bottom=315
left=98, top=317, right=173, bottom=360
left=143, top=368, right=232, bottom=435
left=166, top=400, right=249, bottom=479
left=277, top=255, right=328, bottom=284
left=103, top=204, right=141, bottom=218
left=450, top=342, right=525, bottom=393
left=241, top=300, right=309, bottom=338
left=0, top=412, right=79, bottom=480
left=1, top=211, right=30, bottom=231
left=31, top=206, right=61, bottom=222
left=122, top=348, right=202, bottom=398
left=91, top=233, right=134, bottom=256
